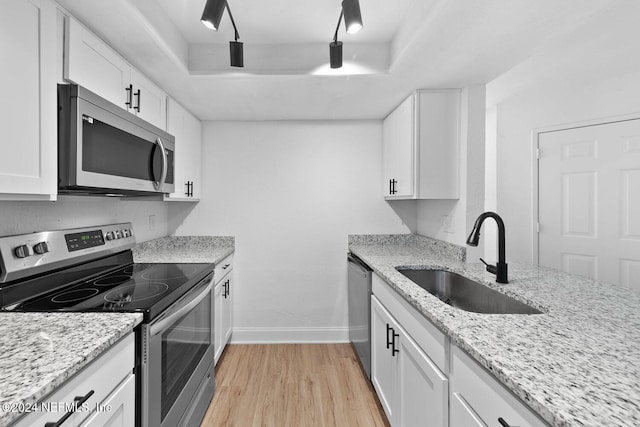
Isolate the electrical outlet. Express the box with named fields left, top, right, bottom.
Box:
left=148, top=214, right=156, bottom=230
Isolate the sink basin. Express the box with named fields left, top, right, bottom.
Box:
left=397, top=269, right=542, bottom=314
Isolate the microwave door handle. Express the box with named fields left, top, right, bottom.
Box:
left=150, top=275, right=214, bottom=337
left=153, top=137, right=168, bottom=191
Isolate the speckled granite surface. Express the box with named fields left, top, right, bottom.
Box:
left=0, top=313, right=142, bottom=427
left=133, top=236, right=234, bottom=264
left=348, top=233, right=466, bottom=261
left=349, top=239, right=640, bottom=427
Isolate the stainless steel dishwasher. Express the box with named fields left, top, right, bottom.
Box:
left=348, top=252, right=373, bottom=380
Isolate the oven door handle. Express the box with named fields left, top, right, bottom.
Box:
left=150, top=273, right=214, bottom=337
left=153, top=137, right=168, bottom=192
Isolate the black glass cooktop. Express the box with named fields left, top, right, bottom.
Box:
left=12, top=262, right=213, bottom=320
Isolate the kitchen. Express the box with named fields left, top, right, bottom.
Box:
left=1, top=0, right=639, bottom=426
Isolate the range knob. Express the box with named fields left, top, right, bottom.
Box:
left=113, top=230, right=121, bottom=240
left=122, top=229, right=131, bottom=238
left=14, top=244, right=31, bottom=258
left=105, top=232, right=114, bottom=241
left=33, top=242, right=49, bottom=255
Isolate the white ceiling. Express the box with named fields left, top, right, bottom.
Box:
left=55, top=0, right=629, bottom=121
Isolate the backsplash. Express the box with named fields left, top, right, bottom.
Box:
left=348, top=233, right=466, bottom=262
left=0, top=196, right=170, bottom=242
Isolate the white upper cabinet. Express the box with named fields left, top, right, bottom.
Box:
left=383, top=89, right=460, bottom=200
left=0, top=0, right=57, bottom=200
left=65, top=16, right=167, bottom=130
left=165, top=98, right=202, bottom=201
left=130, top=68, right=168, bottom=131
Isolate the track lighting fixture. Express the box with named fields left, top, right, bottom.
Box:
left=201, top=0, right=244, bottom=67
left=330, top=0, right=363, bottom=68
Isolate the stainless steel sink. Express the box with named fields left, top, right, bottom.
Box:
left=397, top=269, right=542, bottom=314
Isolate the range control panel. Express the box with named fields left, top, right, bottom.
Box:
left=0, top=223, right=135, bottom=283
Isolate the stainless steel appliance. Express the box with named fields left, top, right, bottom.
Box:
left=58, top=84, right=175, bottom=196
left=0, top=223, right=214, bottom=427
left=347, top=252, right=372, bottom=380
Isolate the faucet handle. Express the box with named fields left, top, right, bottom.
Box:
left=479, top=258, right=498, bottom=275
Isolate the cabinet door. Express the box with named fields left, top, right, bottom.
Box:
left=0, top=0, right=57, bottom=199
left=165, top=98, right=202, bottom=201
left=65, top=17, right=130, bottom=109
left=184, top=107, right=203, bottom=199
left=130, top=68, right=167, bottom=130
left=371, top=296, right=397, bottom=423
left=383, top=95, right=415, bottom=199
left=214, top=281, right=224, bottom=365
left=397, top=329, right=448, bottom=427
left=82, top=374, right=135, bottom=427
left=221, top=272, right=233, bottom=346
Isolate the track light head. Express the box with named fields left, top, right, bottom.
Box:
left=201, top=0, right=226, bottom=31
left=342, top=0, right=363, bottom=34
left=230, top=41, right=244, bottom=67
left=330, top=41, right=343, bottom=69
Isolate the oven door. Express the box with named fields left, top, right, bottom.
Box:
left=141, top=273, right=215, bottom=427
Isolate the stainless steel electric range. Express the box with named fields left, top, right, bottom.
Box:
left=0, top=223, right=215, bottom=427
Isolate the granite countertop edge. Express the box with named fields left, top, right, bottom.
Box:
left=0, top=313, right=142, bottom=427
left=132, top=235, right=235, bottom=264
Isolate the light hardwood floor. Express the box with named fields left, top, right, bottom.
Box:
left=200, top=344, right=390, bottom=427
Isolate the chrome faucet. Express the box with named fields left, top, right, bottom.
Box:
left=466, top=212, right=508, bottom=284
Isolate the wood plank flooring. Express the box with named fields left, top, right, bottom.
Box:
left=200, top=344, right=390, bottom=427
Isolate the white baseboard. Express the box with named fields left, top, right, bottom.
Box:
left=230, top=326, right=350, bottom=344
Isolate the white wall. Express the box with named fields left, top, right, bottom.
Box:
left=0, top=197, right=169, bottom=242
left=171, top=120, right=415, bottom=343
left=487, top=4, right=640, bottom=263
left=416, top=86, right=486, bottom=262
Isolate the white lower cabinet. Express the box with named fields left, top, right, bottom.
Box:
left=371, top=296, right=448, bottom=427
left=450, top=345, right=547, bottom=427
left=370, top=272, right=549, bottom=427
left=214, top=254, right=234, bottom=365
left=15, top=333, right=135, bottom=427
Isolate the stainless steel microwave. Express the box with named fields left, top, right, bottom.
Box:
left=58, top=84, right=175, bottom=196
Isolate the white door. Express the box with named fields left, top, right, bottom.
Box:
left=538, top=119, right=640, bottom=289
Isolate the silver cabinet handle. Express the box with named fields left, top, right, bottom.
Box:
left=151, top=274, right=214, bottom=336
left=153, top=137, right=168, bottom=191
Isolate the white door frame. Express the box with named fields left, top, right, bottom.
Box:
left=531, top=112, right=640, bottom=265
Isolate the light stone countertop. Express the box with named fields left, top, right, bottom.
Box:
left=133, top=236, right=234, bottom=264
left=349, top=234, right=640, bottom=427
left=0, top=313, right=142, bottom=427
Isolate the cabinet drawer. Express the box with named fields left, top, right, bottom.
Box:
left=214, top=254, right=234, bottom=285
left=450, top=346, right=548, bottom=427
left=15, top=333, right=134, bottom=427
left=372, top=273, right=447, bottom=372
